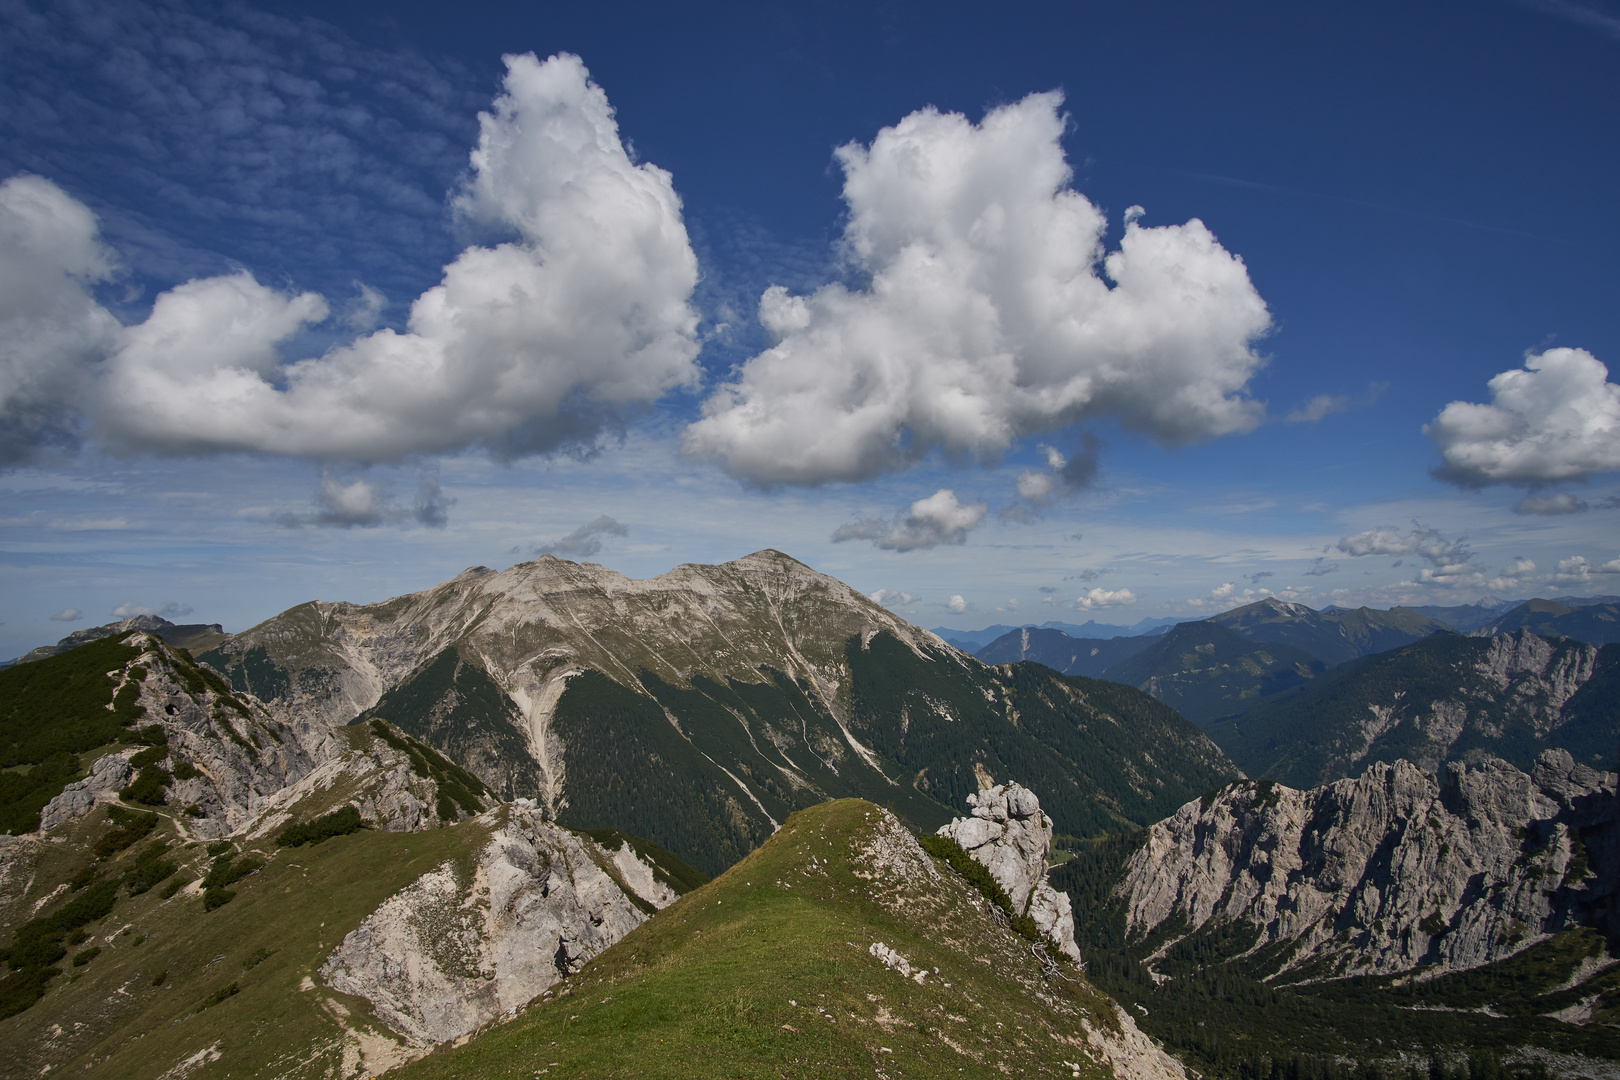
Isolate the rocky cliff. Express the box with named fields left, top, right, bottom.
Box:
left=321, top=801, right=686, bottom=1045
left=938, top=780, right=1082, bottom=962
left=1115, top=750, right=1618, bottom=981
left=33, top=633, right=486, bottom=842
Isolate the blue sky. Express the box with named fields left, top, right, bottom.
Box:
left=2, top=0, right=1619, bottom=657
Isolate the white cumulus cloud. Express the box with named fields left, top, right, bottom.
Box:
left=0, top=175, right=120, bottom=464
left=947, top=594, right=968, bottom=614
left=868, top=588, right=921, bottom=607
left=682, top=91, right=1271, bottom=486
left=1427, top=348, right=1620, bottom=487
left=832, top=488, right=988, bottom=551
left=49, top=607, right=82, bottom=622
left=1075, top=587, right=1136, bottom=610
left=7, top=53, right=701, bottom=467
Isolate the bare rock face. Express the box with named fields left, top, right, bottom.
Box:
left=242, top=735, right=466, bottom=841
left=36, top=752, right=133, bottom=832
left=37, top=634, right=322, bottom=839
left=938, top=782, right=1082, bottom=962
left=1116, top=750, right=1617, bottom=980
left=320, top=801, right=679, bottom=1045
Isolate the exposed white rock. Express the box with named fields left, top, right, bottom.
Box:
left=32, top=636, right=321, bottom=839
left=38, top=751, right=133, bottom=832
left=938, top=782, right=1082, bottom=962
left=869, top=941, right=915, bottom=978
left=1116, top=750, right=1618, bottom=980
left=242, top=736, right=458, bottom=841
left=319, top=800, right=680, bottom=1044
left=1080, top=1004, right=1189, bottom=1080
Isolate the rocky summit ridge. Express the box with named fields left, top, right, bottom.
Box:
left=196, top=549, right=1237, bottom=875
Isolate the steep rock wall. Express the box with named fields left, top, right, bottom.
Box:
left=1115, top=750, right=1617, bottom=980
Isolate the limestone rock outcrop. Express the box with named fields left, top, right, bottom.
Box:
left=37, top=634, right=321, bottom=839
left=1116, top=750, right=1618, bottom=980
left=320, top=800, right=680, bottom=1044
left=939, top=782, right=1082, bottom=962
left=36, top=752, right=133, bottom=832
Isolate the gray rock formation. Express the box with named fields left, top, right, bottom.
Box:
left=35, top=634, right=490, bottom=847
left=1116, top=750, right=1618, bottom=980
left=37, top=634, right=320, bottom=839
left=242, top=732, right=476, bottom=841
left=320, top=800, right=678, bottom=1044
left=199, top=551, right=947, bottom=800
left=939, top=782, right=1082, bottom=962
left=36, top=752, right=133, bottom=832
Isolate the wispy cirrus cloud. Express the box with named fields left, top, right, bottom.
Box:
left=1515, top=0, right=1620, bottom=41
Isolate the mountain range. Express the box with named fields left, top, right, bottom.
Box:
left=192, top=551, right=1234, bottom=875
left=1477, top=599, right=1620, bottom=646
left=931, top=617, right=1179, bottom=652
left=3, top=555, right=1618, bottom=1079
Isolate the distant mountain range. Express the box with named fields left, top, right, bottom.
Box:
left=1208, top=596, right=1451, bottom=666
left=3, top=614, right=229, bottom=667
left=970, top=596, right=1620, bottom=733
left=1207, top=630, right=1620, bottom=785
left=1475, top=598, right=1620, bottom=645
left=1094, top=619, right=1328, bottom=725
left=929, top=617, right=1179, bottom=651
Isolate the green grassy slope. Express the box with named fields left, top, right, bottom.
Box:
left=392, top=798, right=1129, bottom=1080
left=0, top=633, right=150, bottom=834
left=0, top=798, right=493, bottom=1080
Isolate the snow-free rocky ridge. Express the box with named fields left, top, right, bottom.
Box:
left=1116, top=750, right=1619, bottom=981
left=198, top=549, right=1239, bottom=875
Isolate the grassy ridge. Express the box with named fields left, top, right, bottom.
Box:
left=394, top=799, right=1123, bottom=1080
left=0, top=801, right=493, bottom=1080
